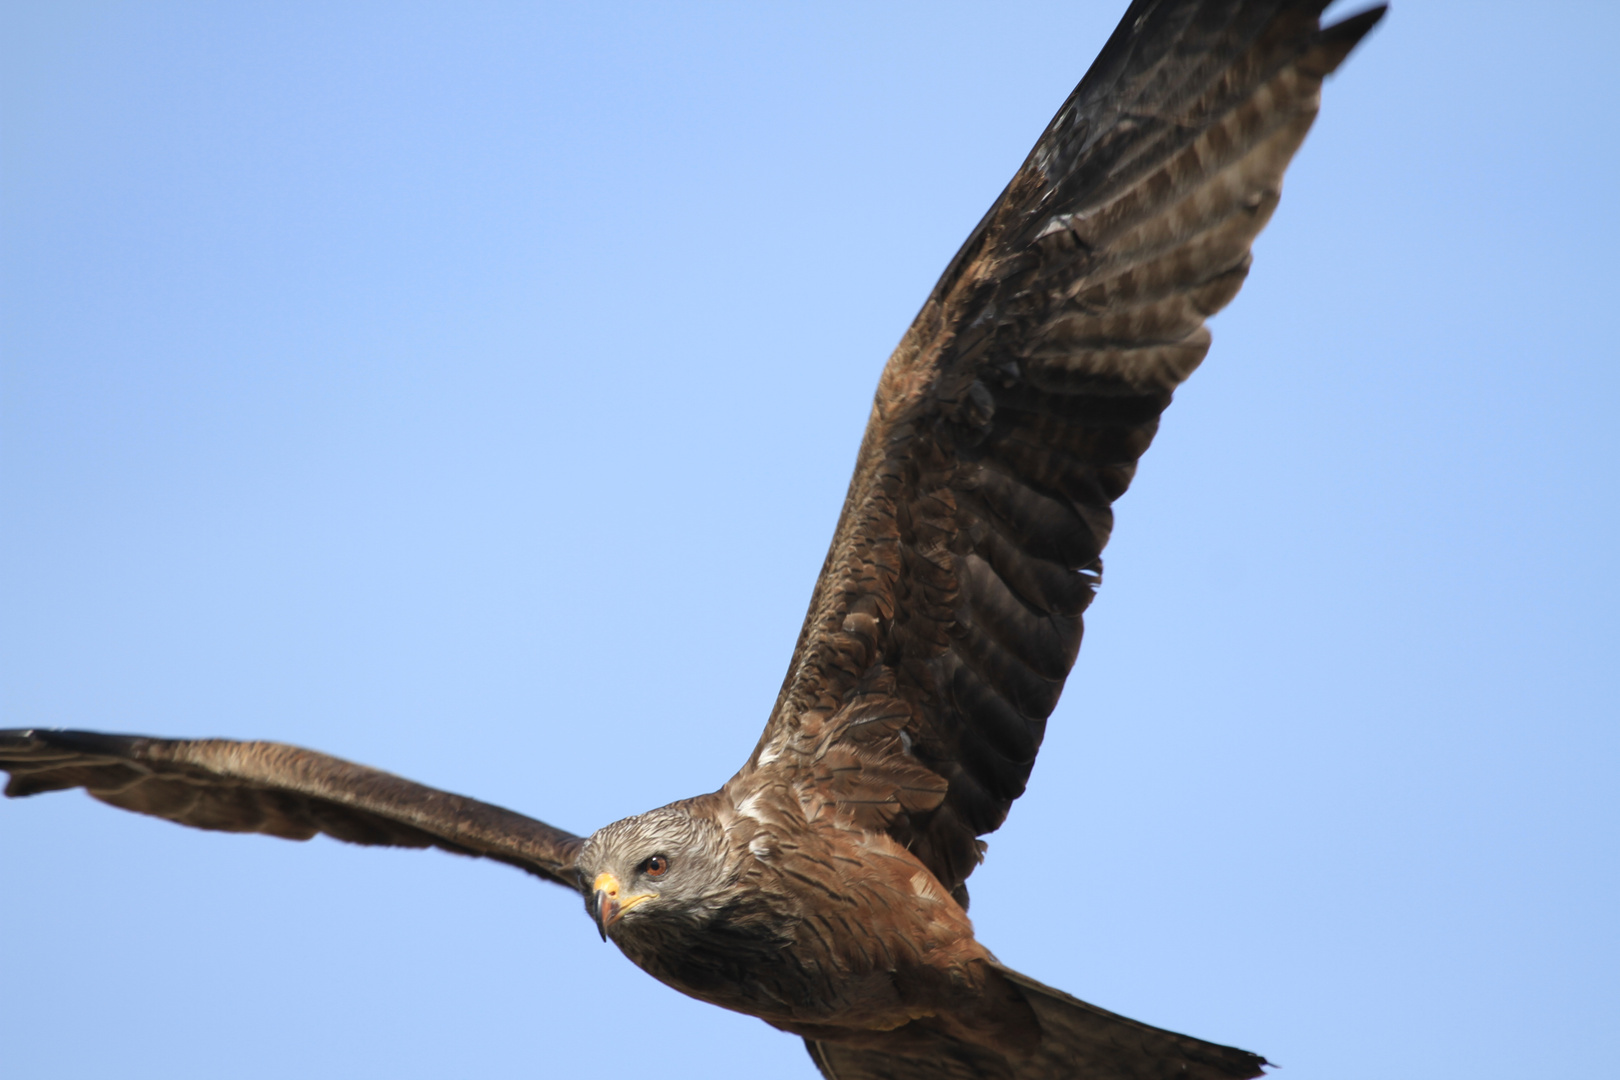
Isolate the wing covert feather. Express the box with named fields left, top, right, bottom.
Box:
left=747, top=0, right=1384, bottom=897
left=1, top=728, right=583, bottom=888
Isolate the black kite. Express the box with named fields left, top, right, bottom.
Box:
left=2, top=3, right=1384, bottom=1076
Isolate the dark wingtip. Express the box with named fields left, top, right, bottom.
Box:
left=1328, top=3, right=1389, bottom=37
left=1311, top=4, right=1388, bottom=76
left=1, top=728, right=53, bottom=798
left=1, top=728, right=144, bottom=798
left=2, top=727, right=144, bottom=756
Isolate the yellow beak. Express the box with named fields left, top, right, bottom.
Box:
left=591, top=872, right=653, bottom=940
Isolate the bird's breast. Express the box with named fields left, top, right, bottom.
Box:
left=617, top=822, right=991, bottom=1034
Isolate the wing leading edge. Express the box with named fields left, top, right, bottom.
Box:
left=1, top=728, right=583, bottom=888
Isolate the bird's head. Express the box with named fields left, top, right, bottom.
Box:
left=577, top=803, right=731, bottom=943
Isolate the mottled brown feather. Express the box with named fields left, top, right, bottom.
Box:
left=748, top=0, right=1385, bottom=901
left=0, top=728, right=582, bottom=886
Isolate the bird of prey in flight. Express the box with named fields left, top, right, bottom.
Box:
left=2, top=3, right=1383, bottom=1077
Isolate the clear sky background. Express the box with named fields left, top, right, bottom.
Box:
left=2, top=3, right=1615, bottom=1078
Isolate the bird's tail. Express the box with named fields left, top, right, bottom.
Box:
left=805, top=963, right=1267, bottom=1080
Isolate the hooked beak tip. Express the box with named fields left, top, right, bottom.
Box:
left=592, top=887, right=616, bottom=941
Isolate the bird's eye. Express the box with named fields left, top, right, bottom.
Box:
left=641, top=855, right=669, bottom=877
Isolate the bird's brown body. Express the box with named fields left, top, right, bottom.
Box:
left=610, top=789, right=1017, bottom=1051
left=2, top=3, right=1384, bottom=1077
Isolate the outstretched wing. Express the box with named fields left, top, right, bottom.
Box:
left=1, top=728, right=584, bottom=888
left=746, top=0, right=1384, bottom=897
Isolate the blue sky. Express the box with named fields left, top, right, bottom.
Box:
left=2, top=3, right=1616, bottom=1078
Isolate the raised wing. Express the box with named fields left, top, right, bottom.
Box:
left=746, top=0, right=1384, bottom=898
left=1, top=728, right=583, bottom=888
